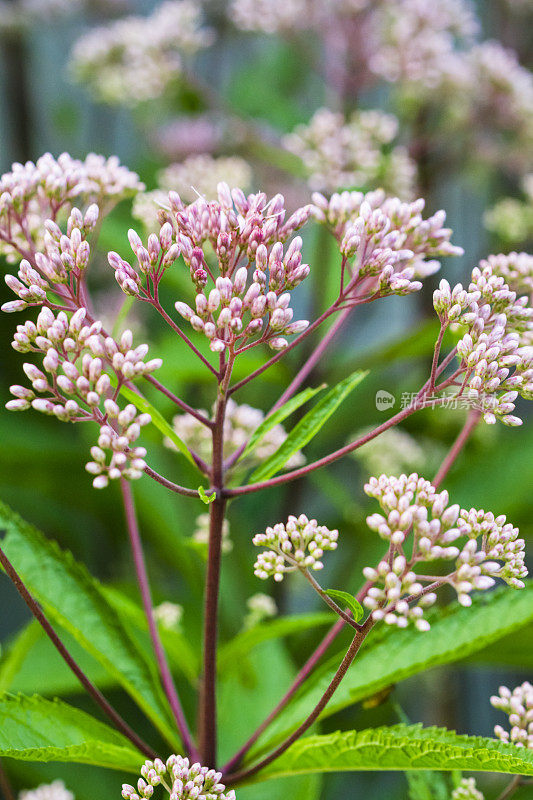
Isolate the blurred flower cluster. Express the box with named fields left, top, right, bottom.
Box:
left=284, top=108, right=416, bottom=196
left=485, top=175, right=533, bottom=248
left=133, top=155, right=253, bottom=232
left=70, top=0, right=213, bottom=105
left=18, top=782, right=74, bottom=800
left=167, top=398, right=304, bottom=472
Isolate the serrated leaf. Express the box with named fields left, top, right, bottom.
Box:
left=249, top=370, right=368, bottom=482
left=239, top=385, right=326, bottom=463
left=115, top=381, right=195, bottom=466
left=0, top=693, right=142, bottom=771
left=252, top=724, right=533, bottom=783
left=218, top=613, right=333, bottom=674
left=323, top=590, right=363, bottom=622
left=249, top=583, right=533, bottom=758
left=0, top=500, right=179, bottom=747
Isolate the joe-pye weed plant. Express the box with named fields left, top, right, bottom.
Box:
left=0, top=153, right=532, bottom=800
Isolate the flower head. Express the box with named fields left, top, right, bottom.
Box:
left=153, top=602, right=183, bottom=630
left=434, top=257, right=533, bottom=425
left=119, top=183, right=313, bottom=354
left=70, top=1, right=213, bottom=105
left=0, top=154, right=142, bottom=264
left=123, top=755, right=236, bottom=800
left=362, top=473, right=526, bottom=630
left=451, top=778, right=485, bottom=800
left=284, top=107, right=416, bottom=197
left=491, top=682, right=533, bottom=749
left=5, top=307, right=157, bottom=487
left=253, top=514, right=338, bottom=581
left=244, top=593, right=278, bottom=627
left=19, top=781, right=74, bottom=800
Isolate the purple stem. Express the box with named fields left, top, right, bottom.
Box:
left=229, top=305, right=340, bottom=395
left=198, top=354, right=234, bottom=766
left=433, top=409, right=481, bottom=488
left=428, top=322, right=447, bottom=395
left=222, top=368, right=481, bottom=774
left=143, top=465, right=201, bottom=498
left=143, top=374, right=212, bottom=427
left=0, top=542, right=156, bottom=759
left=153, top=302, right=218, bottom=377
left=221, top=615, right=345, bottom=776
left=221, top=578, right=373, bottom=776
left=0, top=761, right=15, bottom=800
left=225, top=617, right=375, bottom=785
left=224, top=400, right=437, bottom=497
left=120, top=479, right=198, bottom=760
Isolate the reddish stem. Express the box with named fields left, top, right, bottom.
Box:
left=120, top=480, right=198, bottom=760
left=224, top=400, right=436, bottom=497
left=225, top=617, right=375, bottom=785
left=198, top=353, right=234, bottom=766
left=144, top=374, right=212, bottom=427
left=229, top=304, right=340, bottom=395
left=142, top=466, right=201, bottom=498
left=0, top=542, right=156, bottom=759
left=153, top=302, right=218, bottom=377
left=433, top=409, right=481, bottom=488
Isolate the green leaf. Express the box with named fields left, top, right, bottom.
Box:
left=0, top=621, right=42, bottom=693
left=239, top=385, right=326, bottom=462
left=249, top=370, right=369, bottom=482
left=103, top=586, right=199, bottom=685
left=249, top=583, right=533, bottom=758
left=406, top=770, right=451, bottom=800
left=253, top=724, right=533, bottom=783
left=218, top=613, right=333, bottom=674
left=0, top=693, right=142, bottom=771
left=0, top=500, right=179, bottom=747
left=115, top=381, right=195, bottom=466
left=198, top=486, right=216, bottom=504
left=0, top=621, right=118, bottom=697
left=323, top=590, right=363, bottom=622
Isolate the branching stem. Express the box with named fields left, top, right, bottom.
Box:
left=224, top=399, right=437, bottom=497
left=225, top=617, right=375, bottom=785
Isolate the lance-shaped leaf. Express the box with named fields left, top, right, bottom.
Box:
left=323, top=590, right=363, bottom=622
left=0, top=620, right=115, bottom=697
left=249, top=583, right=533, bottom=758
left=249, top=370, right=368, bottom=482
left=239, top=385, right=326, bottom=463
left=0, top=693, right=142, bottom=771
left=0, top=500, right=179, bottom=747
left=251, top=725, right=533, bottom=783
